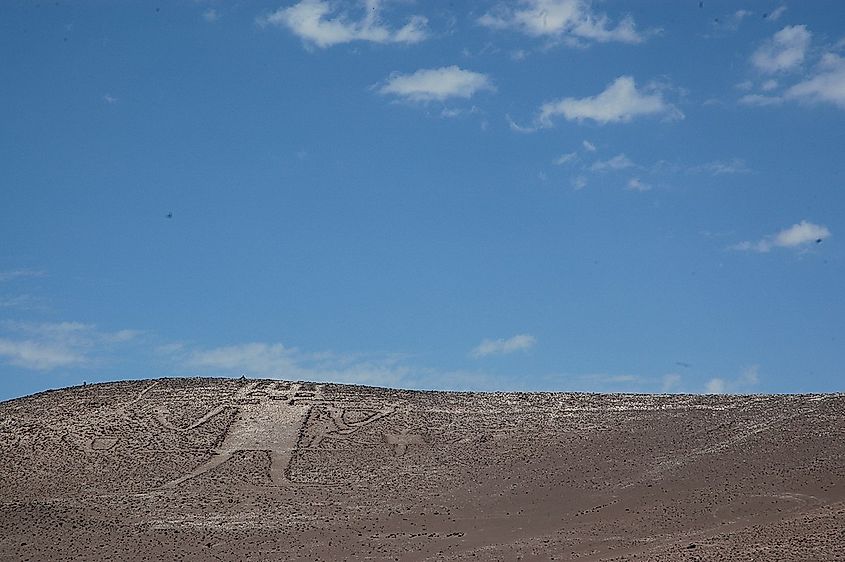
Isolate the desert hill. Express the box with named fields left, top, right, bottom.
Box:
left=0, top=377, right=843, bottom=560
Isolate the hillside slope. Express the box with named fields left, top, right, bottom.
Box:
left=1, top=378, right=843, bottom=560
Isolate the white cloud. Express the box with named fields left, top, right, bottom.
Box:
left=165, top=339, right=763, bottom=395
left=712, top=9, right=753, bottom=34
left=0, top=269, right=45, bottom=282
left=751, top=25, right=812, bottom=74
left=182, top=341, right=416, bottom=387
left=378, top=66, right=494, bottom=103
left=590, top=153, right=635, bottom=171
left=478, top=0, right=644, bottom=45
left=766, top=6, right=787, bottom=22
left=0, top=339, right=86, bottom=371
left=0, top=295, right=45, bottom=311
left=734, top=9, right=753, bottom=22
left=537, top=76, right=682, bottom=126
left=705, top=377, right=726, bottom=394
left=661, top=373, right=682, bottom=392
left=626, top=178, right=651, bottom=192
left=0, top=321, right=141, bottom=371
left=761, top=79, right=779, bottom=91
left=706, top=366, right=760, bottom=394
left=690, top=158, right=751, bottom=175
left=773, top=221, right=831, bottom=247
left=732, top=220, right=831, bottom=252
left=506, top=113, right=537, bottom=133
left=259, top=0, right=428, bottom=48
left=471, top=334, right=536, bottom=358
left=571, top=175, right=588, bottom=190
left=739, top=365, right=759, bottom=387
left=187, top=342, right=297, bottom=374
left=739, top=93, right=784, bottom=106
left=785, top=53, right=845, bottom=109
left=582, top=139, right=596, bottom=151
left=202, top=9, right=220, bottom=23
left=163, top=339, right=554, bottom=392
left=553, top=152, right=577, bottom=165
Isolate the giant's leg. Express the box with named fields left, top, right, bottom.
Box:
left=269, top=450, right=294, bottom=486
left=161, top=450, right=233, bottom=489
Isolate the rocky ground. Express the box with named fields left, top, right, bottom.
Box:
left=0, top=377, right=843, bottom=561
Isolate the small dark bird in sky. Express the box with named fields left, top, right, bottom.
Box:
left=676, top=361, right=692, bottom=368
left=699, top=1, right=703, bottom=8
left=166, top=212, right=173, bottom=219
left=816, top=238, right=823, bottom=244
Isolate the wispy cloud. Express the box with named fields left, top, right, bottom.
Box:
left=159, top=339, right=536, bottom=391
left=162, top=338, right=751, bottom=394
left=761, top=79, right=779, bottom=92
left=259, top=0, right=428, bottom=49
left=582, top=140, right=596, bottom=152
left=661, top=373, right=682, bottom=392
left=626, top=177, right=651, bottom=192
left=732, top=220, right=831, bottom=252
left=377, top=66, right=494, bottom=103
left=0, top=339, right=86, bottom=371
left=478, top=0, right=645, bottom=45
left=553, top=152, right=578, bottom=165
left=705, top=377, right=726, bottom=394
left=689, top=158, right=751, bottom=175
left=470, top=334, right=536, bottom=358
left=765, top=6, right=787, bottom=22
left=535, top=76, right=682, bottom=127
left=751, top=25, right=812, bottom=74
left=202, top=9, right=220, bottom=23
left=590, top=153, right=635, bottom=171
left=0, top=269, right=45, bottom=282
left=0, top=321, right=141, bottom=371
left=705, top=365, right=760, bottom=394
left=739, top=93, right=784, bottom=107
left=0, top=294, right=47, bottom=311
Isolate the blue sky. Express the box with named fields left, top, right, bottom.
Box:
left=2, top=0, right=844, bottom=400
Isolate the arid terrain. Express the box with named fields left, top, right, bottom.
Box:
left=0, top=378, right=843, bottom=561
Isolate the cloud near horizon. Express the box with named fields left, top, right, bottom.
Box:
left=259, top=0, right=428, bottom=48
left=378, top=66, right=494, bottom=103
left=471, top=334, right=536, bottom=358
left=479, top=0, right=644, bottom=45
left=705, top=366, right=760, bottom=394
left=0, top=321, right=141, bottom=371
left=171, top=340, right=533, bottom=391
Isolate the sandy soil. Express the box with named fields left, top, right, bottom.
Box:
left=0, top=378, right=843, bottom=561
